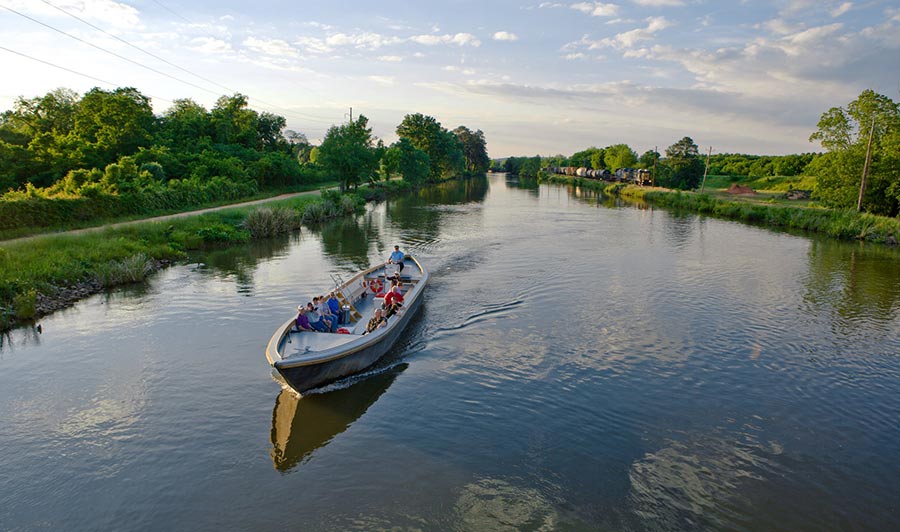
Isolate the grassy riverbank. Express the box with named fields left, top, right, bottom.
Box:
left=0, top=189, right=366, bottom=331
left=544, top=174, right=900, bottom=245
left=0, top=181, right=339, bottom=242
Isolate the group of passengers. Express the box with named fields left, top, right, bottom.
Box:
left=293, top=245, right=408, bottom=335
left=364, top=276, right=406, bottom=334
left=294, top=292, right=343, bottom=333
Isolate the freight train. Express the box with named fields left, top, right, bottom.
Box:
left=545, top=166, right=652, bottom=186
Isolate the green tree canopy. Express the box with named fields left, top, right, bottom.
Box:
left=397, top=113, right=464, bottom=180
left=453, top=125, right=490, bottom=174
left=318, top=115, right=378, bottom=191
left=809, top=89, right=900, bottom=215
left=659, top=137, right=703, bottom=190
left=604, top=144, right=638, bottom=170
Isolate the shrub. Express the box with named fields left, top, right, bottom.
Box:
left=95, top=253, right=156, bottom=287
left=13, top=288, right=37, bottom=320
left=243, top=207, right=299, bottom=238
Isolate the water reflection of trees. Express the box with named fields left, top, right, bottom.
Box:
left=505, top=174, right=539, bottom=196
left=269, top=365, right=404, bottom=472
left=386, top=176, right=489, bottom=239
left=310, top=214, right=382, bottom=271
left=802, top=239, right=900, bottom=332
left=193, top=235, right=295, bottom=295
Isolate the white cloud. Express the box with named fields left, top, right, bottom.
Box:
left=409, top=33, right=481, bottom=46
left=189, top=37, right=233, bottom=54
left=368, top=75, right=395, bottom=85
left=294, top=36, right=333, bottom=54
left=571, top=2, right=621, bottom=17
left=631, top=0, right=684, bottom=6
left=569, top=16, right=672, bottom=50
left=377, top=55, right=404, bottom=62
left=243, top=37, right=299, bottom=57
left=325, top=32, right=402, bottom=50
left=564, top=52, right=587, bottom=60
left=760, top=18, right=805, bottom=35
left=443, top=65, right=476, bottom=75
left=493, top=31, right=519, bottom=41
left=7, top=0, right=143, bottom=29
left=830, top=2, right=853, bottom=18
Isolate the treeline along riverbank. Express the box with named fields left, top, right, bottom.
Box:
left=543, top=174, right=900, bottom=246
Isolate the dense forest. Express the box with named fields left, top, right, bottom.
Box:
left=496, top=90, right=900, bottom=217
left=0, top=87, right=489, bottom=230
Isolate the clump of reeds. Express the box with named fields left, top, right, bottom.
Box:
left=243, top=207, right=299, bottom=238
left=95, top=253, right=156, bottom=287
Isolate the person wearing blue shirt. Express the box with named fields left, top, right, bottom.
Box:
left=389, top=245, right=405, bottom=273
left=327, top=291, right=342, bottom=324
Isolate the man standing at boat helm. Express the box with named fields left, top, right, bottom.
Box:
left=389, top=245, right=405, bottom=273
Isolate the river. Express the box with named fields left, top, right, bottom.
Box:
left=1, top=174, right=899, bottom=531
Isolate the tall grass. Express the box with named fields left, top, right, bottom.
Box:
left=95, top=253, right=157, bottom=287
left=243, top=207, right=299, bottom=238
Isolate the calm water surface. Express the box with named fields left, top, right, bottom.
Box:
left=2, top=174, right=899, bottom=531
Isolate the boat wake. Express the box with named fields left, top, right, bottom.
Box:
left=300, top=361, right=408, bottom=396
left=435, top=298, right=524, bottom=334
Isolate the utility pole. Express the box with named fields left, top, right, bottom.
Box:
left=700, top=146, right=712, bottom=193
left=857, top=115, right=876, bottom=212
left=652, top=145, right=658, bottom=187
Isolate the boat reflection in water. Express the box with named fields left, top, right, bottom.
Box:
left=269, top=364, right=406, bottom=472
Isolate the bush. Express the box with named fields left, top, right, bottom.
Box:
left=243, top=207, right=299, bottom=238
left=13, top=288, right=37, bottom=320
left=95, top=253, right=156, bottom=287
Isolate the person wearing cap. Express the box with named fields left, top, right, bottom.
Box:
left=294, top=306, right=314, bottom=332
left=388, top=245, right=405, bottom=273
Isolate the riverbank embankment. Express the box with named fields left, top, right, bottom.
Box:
left=544, top=174, right=900, bottom=246
left=0, top=180, right=417, bottom=331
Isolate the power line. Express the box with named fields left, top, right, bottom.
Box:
left=147, top=0, right=194, bottom=25
left=0, top=45, right=172, bottom=104
left=32, top=0, right=339, bottom=125
left=39, top=0, right=232, bottom=94
left=3, top=4, right=221, bottom=97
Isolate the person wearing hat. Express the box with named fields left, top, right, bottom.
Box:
left=388, top=245, right=405, bottom=273
left=294, top=305, right=314, bottom=332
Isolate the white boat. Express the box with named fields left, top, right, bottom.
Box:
left=265, top=257, right=427, bottom=394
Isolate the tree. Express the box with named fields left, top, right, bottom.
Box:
left=210, top=93, right=258, bottom=148
left=396, top=138, right=430, bottom=184
left=639, top=149, right=660, bottom=169
left=159, top=99, right=210, bottom=147
left=256, top=112, right=287, bottom=151
left=659, top=137, right=703, bottom=190
left=604, top=144, right=638, bottom=170
left=72, top=87, right=155, bottom=169
left=397, top=113, right=464, bottom=180
left=809, top=89, right=900, bottom=215
left=453, top=126, right=490, bottom=173
left=570, top=147, right=603, bottom=169
left=318, top=115, right=378, bottom=191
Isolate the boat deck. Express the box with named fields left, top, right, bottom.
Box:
left=280, top=261, right=421, bottom=359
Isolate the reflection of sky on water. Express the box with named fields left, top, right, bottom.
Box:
left=2, top=173, right=900, bottom=530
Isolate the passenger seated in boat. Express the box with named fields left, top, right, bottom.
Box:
left=383, top=284, right=404, bottom=318
left=305, top=302, right=329, bottom=332
left=316, top=295, right=338, bottom=332
left=294, top=306, right=315, bottom=332
left=388, top=245, right=405, bottom=273
left=326, top=292, right=342, bottom=324
left=363, top=308, right=388, bottom=335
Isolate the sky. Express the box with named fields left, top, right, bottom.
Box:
left=1, top=0, right=899, bottom=157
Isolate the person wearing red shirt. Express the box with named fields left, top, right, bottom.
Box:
left=383, top=285, right=404, bottom=317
